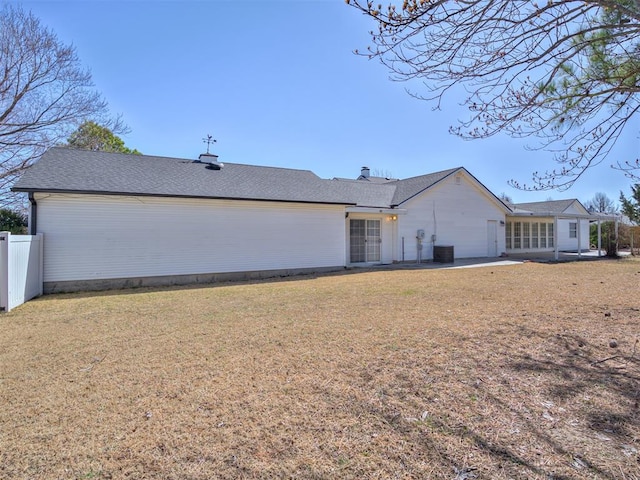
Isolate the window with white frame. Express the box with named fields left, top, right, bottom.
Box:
left=506, top=220, right=555, bottom=250
left=569, top=222, right=577, bottom=238
left=532, top=222, right=539, bottom=248
left=523, top=222, right=530, bottom=249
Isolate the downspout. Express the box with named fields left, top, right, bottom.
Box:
left=28, top=192, right=37, bottom=235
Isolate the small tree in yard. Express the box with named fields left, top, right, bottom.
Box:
left=620, top=184, right=640, bottom=225
left=616, top=223, right=633, bottom=250
left=0, top=208, right=27, bottom=234
left=596, top=221, right=620, bottom=257
left=66, top=121, right=140, bottom=154
left=620, top=184, right=640, bottom=254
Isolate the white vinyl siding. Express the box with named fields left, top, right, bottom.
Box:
left=556, top=218, right=590, bottom=251
left=35, top=194, right=346, bottom=282
left=397, top=172, right=507, bottom=260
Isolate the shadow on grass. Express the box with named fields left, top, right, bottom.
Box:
left=324, top=324, right=640, bottom=479
left=480, top=327, right=639, bottom=478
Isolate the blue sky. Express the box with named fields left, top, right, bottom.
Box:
left=18, top=0, right=640, bottom=205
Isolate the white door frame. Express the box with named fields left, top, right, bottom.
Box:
left=487, top=220, right=498, bottom=257
left=349, top=218, right=381, bottom=263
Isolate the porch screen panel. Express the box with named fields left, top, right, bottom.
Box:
left=523, top=222, right=530, bottom=249
left=540, top=223, right=547, bottom=248
left=532, top=223, right=539, bottom=248
left=506, top=222, right=512, bottom=249
left=548, top=222, right=554, bottom=247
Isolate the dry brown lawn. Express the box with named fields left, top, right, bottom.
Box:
left=2, top=258, right=640, bottom=479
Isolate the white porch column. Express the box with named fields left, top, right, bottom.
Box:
left=577, top=218, right=582, bottom=258
left=554, top=216, right=559, bottom=260
left=597, top=220, right=602, bottom=256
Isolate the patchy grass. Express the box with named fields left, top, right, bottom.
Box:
left=2, top=258, right=640, bottom=479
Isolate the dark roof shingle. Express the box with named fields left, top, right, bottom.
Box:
left=13, top=149, right=479, bottom=210
left=511, top=199, right=579, bottom=214
left=14, top=148, right=354, bottom=205
left=391, top=168, right=459, bottom=206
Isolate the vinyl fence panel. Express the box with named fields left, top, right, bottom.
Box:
left=0, top=232, right=43, bottom=312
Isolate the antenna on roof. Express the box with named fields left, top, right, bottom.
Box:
left=202, top=134, right=217, bottom=154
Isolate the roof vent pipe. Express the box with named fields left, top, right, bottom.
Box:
left=361, top=166, right=370, bottom=178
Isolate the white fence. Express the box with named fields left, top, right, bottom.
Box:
left=0, top=232, right=43, bottom=312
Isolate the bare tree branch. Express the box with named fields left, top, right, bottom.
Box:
left=0, top=4, right=118, bottom=208
left=348, top=0, right=640, bottom=190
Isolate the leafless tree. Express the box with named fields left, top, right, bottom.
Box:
left=0, top=4, right=123, bottom=207
left=499, top=192, right=513, bottom=204
left=347, top=0, right=640, bottom=190
left=370, top=167, right=395, bottom=178
left=585, top=191, right=618, bottom=213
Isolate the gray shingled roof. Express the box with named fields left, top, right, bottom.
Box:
left=330, top=168, right=462, bottom=207
left=391, top=169, right=460, bottom=206
left=13, top=148, right=472, bottom=209
left=511, top=199, right=580, bottom=214
left=13, top=148, right=355, bottom=205
left=329, top=178, right=397, bottom=207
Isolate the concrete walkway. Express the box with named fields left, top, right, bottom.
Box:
left=362, top=250, right=627, bottom=272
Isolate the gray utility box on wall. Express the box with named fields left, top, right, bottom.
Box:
left=433, top=245, right=454, bottom=263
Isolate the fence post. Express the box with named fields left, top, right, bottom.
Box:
left=0, top=231, right=10, bottom=311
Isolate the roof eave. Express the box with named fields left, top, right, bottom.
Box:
left=16, top=188, right=357, bottom=206
left=346, top=206, right=408, bottom=214
left=507, top=211, right=611, bottom=220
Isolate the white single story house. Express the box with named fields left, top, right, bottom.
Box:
left=12, top=147, right=603, bottom=293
